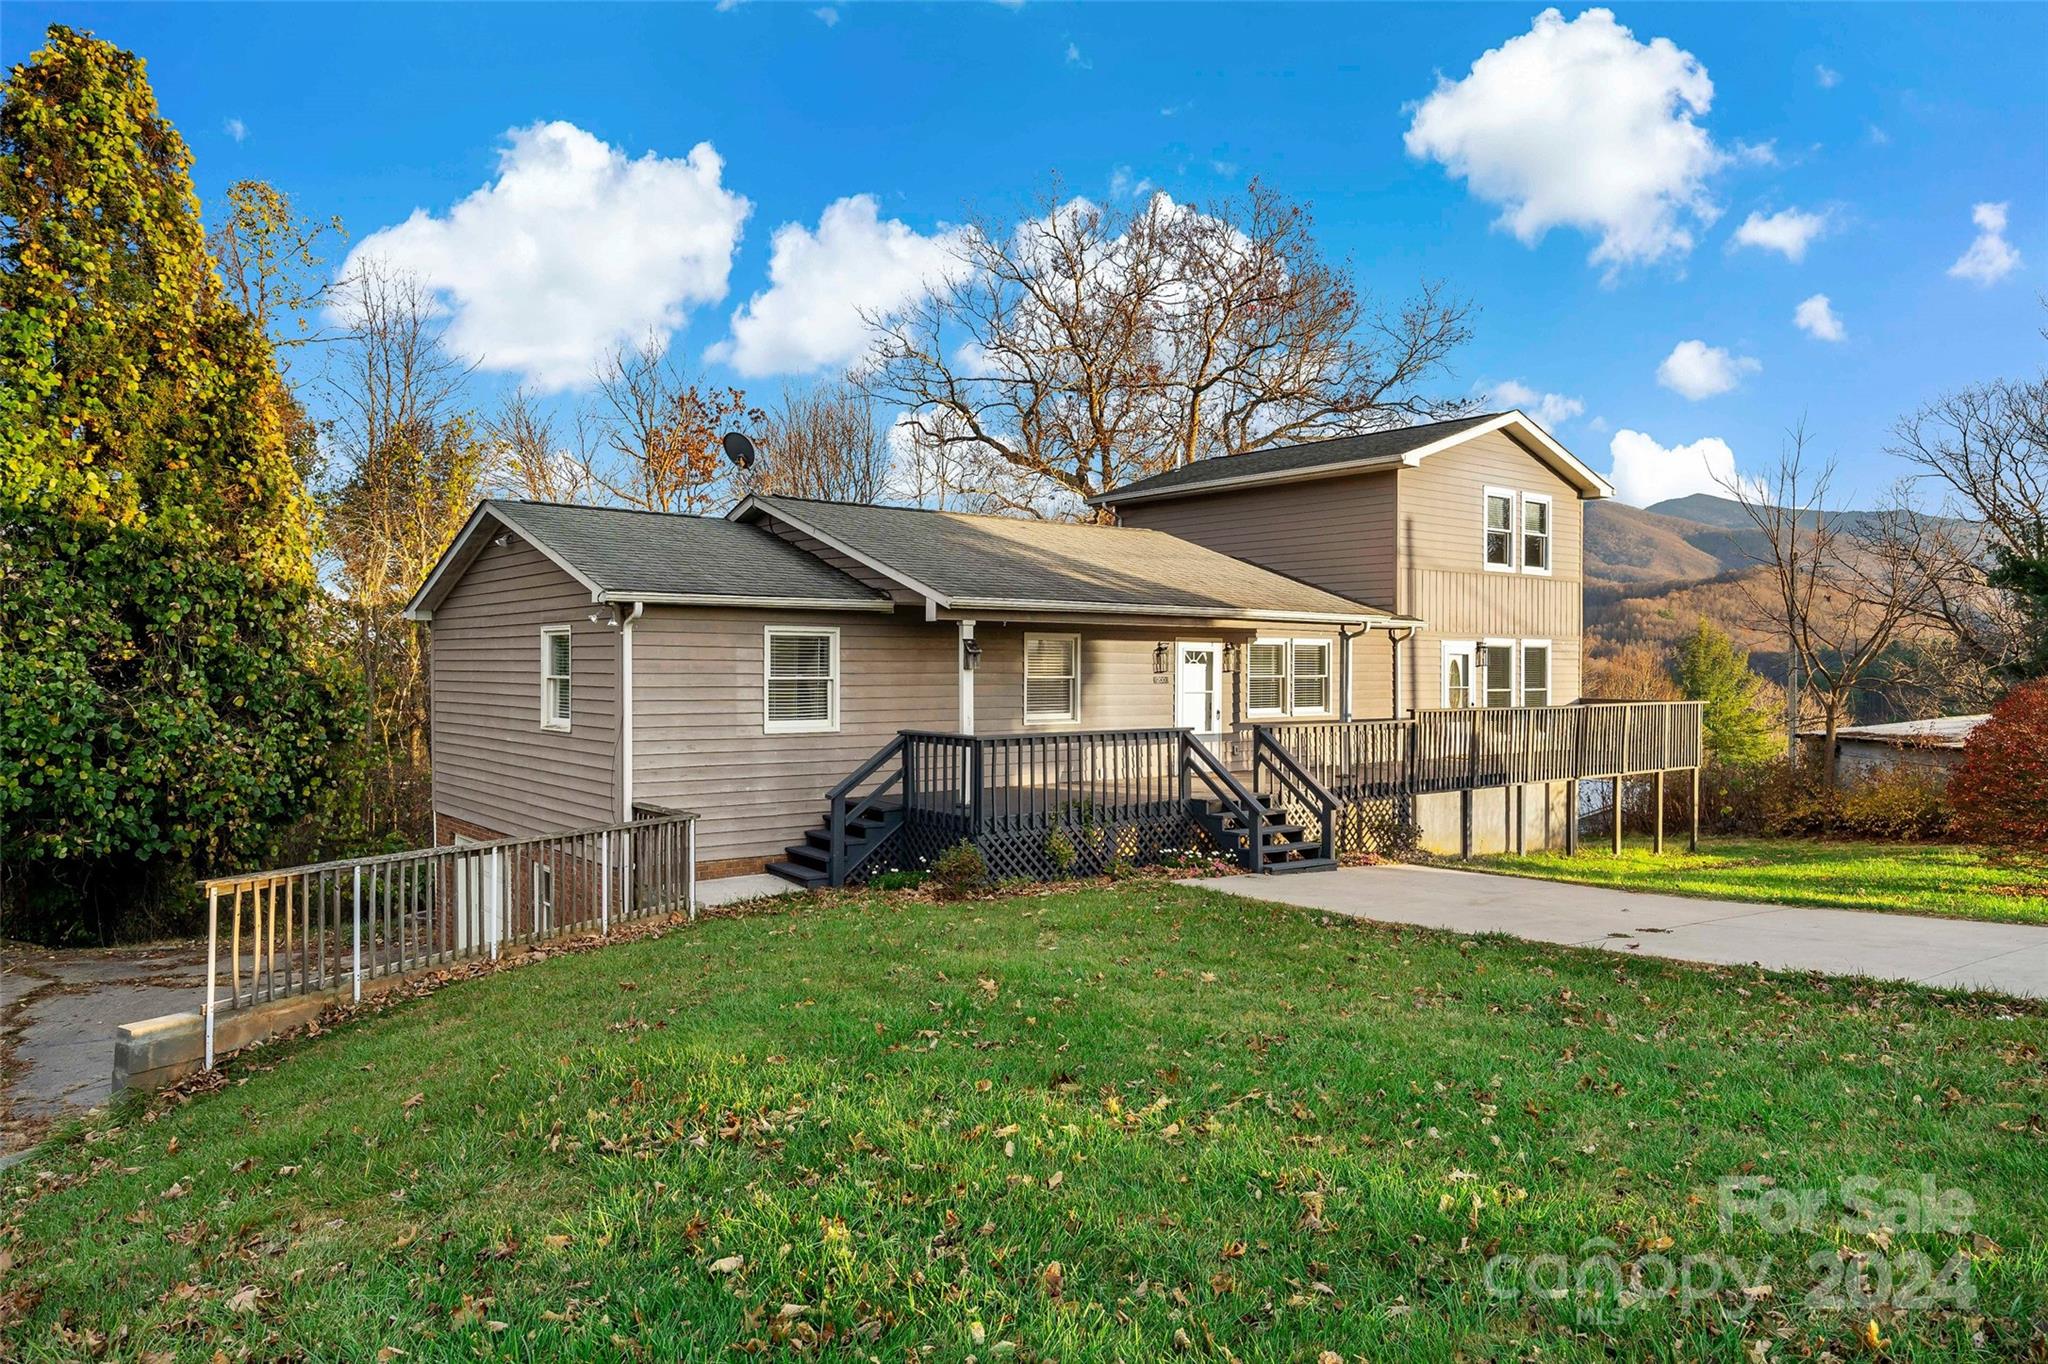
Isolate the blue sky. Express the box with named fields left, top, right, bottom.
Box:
left=6, top=2, right=2043, bottom=507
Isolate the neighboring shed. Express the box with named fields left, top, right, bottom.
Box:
left=1799, top=715, right=1989, bottom=783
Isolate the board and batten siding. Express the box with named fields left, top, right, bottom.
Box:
left=629, top=606, right=957, bottom=868
left=428, top=537, right=619, bottom=838
left=1393, top=429, right=1584, bottom=708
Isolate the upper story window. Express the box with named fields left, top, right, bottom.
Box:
left=1247, top=638, right=1334, bottom=717
left=1523, top=494, right=1553, bottom=574
left=1024, top=634, right=1080, bottom=723
left=540, top=627, right=571, bottom=731
left=1484, top=491, right=1516, bottom=569
left=1483, top=488, right=1556, bottom=575
left=765, top=626, right=839, bottom=733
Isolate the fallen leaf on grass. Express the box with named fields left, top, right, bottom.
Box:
left=708, top=1255, right=745, bottom=1275
left=225, top=1285, right=264, bottom=1313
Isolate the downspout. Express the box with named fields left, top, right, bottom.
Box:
left=619, top=601, right=644, bottom=821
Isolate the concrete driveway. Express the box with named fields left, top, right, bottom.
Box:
left=1194, top=864, right=2048, bottom=999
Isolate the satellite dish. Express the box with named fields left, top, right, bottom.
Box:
left=721, top=430, right=758, bottom=470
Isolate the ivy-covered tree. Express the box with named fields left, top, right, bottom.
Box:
left=0, top=26, right=349, bottom=941
left=1673, top=619, right=1780, bottom=768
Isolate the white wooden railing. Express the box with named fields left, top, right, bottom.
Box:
left=199, top=809, right=696, bottom=1069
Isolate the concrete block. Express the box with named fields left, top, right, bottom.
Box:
left=112, top=1012, right=203, bottom=1094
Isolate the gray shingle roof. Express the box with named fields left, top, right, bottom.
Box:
left=1087, top=413, right=1502, bottom=504
left=748, top=496, right=1396, bottom=621
left=483, top=500, right=887, bottom=605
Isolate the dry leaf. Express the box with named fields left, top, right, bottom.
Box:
left=708, top=1254, right=745, bottom=1276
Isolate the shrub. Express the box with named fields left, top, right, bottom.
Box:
left=930, top=841, right=989, bottom=899
left=1949, top=680, right=2048, bottom=852
left=1044, top=829, right=1078, bottom=874
left=865, top=870, right=926, bottom=892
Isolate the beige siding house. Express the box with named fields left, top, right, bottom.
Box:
left=407, top=410, right=1616, bottom=878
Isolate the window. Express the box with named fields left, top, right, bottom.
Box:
left=540, top=627, right=571, bottom=731
left=1023, top=634, right=1080, bottom=723
left=1484, top=490, right=1515, bottom=569
left=1521, top=641, right=1552, bottom=707
left=1291, top=640, right=1332, bottom=714
left=1481, top=642, right=1516, bottom=709
left=1522, top=494, right=1553, bottom=574
left=765, top=627, right=839, bottom=733
left=1246, top=641, right=1290, bottom=716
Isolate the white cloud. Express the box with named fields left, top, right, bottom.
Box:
left=812, top=6, right=838, bottom=24
left=343, top=122, right=750, bottom=391
left=1815, top=64, right=1841, bottom=89
left=1608, top=429, right=1756, bottom=506
left=1109, top=166, right=1156, bottom=199
left=1482, top=379, right=1584, bottom=430
left=711, top=194, right=968, bottom=378
left=1403, top=7, right=1730, bottom=275
left=223, top=116, right=247, bottom=143
left=1656, top=339, right=1760, bottom=400
left=1793, top=293, right=1845, bottom=342
left=1949, top=201, right=2022, bottom=285
left=1731, top=206, right=1828, bottom=261
left=1065, top=41, right=1089, bottom=67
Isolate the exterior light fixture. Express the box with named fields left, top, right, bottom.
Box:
left=492, top=532, right=514, bottom=548
left=1153, top=642, right=1171, bottom=677
left=962, top=637, right=982, bottom=670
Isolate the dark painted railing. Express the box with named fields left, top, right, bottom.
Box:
left=1258, top=701, right=1702, bottom=798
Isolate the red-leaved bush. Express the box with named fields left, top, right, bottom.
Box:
left=1948, top=679, right=2048, bottom=851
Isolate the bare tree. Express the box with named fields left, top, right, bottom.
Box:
left=587, top=334, right=762, bottom=513
left=320, top=259, right=483, bottom=840
left=208, top=179, right=346, bottom=369
left=485, top=387, right=596, bottom=504
left=861, top=180, right=1473, bottom=517
left=742, top=379, right=896, bottom=503
left=1890, top=372, right=2048, bottom=680
left=1728, top=426, right=1937, bottom=786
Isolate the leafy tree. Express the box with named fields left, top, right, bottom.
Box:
left=0, top=26, right=348, bottom=941
left=1673, top=619, right=1780, bottom=767
left=1948, top=679, right=2048, bottom=853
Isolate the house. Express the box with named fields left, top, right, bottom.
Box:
left=1798, top=715, right=1988, bottom=784
left=405, top=410, right=1686, bottom=886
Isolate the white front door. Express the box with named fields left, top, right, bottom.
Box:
left=1442, top=642, right=1477, bottom=709
left=1176, top=643, right=1223, bottom=736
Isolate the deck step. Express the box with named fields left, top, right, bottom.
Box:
left=1260, top=856, right=1337, bottom=875
left=766, top=860, right=828, bottom=888
left=1257, top=838, right=1323, bottom=858
left=783, top=843, right=829, bottom=871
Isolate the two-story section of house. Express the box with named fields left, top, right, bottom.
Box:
left=1090, top=411, right=1608, bottom=724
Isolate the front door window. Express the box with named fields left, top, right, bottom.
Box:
left=1177, top=644, right=1221, bottom=735
left=1443, top=644, right=1476, bottom=709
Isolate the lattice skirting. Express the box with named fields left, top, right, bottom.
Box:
left=858, top=804, right=1223, bottom=883
left=1334, top=794, right=1417, bottom=859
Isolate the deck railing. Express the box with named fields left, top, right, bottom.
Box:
left=199, top=808, right=697, bottom=1068
left=1258, top=701, right=1702, bottom=797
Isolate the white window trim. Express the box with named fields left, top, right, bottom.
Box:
left=1022, top=632, right=1082, bottom=725
left=1441, top=640, right=1477, bottom=709
left=539, top=626, right=572, bottom=732
left=1287, top=637, right=1335, bottom=717
left=1520, top=639, right=1554, bottom=708
left=1520, top=492, right=1555, bottom=577
left=1479, top=637, right=1518, bottom=711
left=763, top=625, right=841, bottom=735
left=1245, top=637, right=1293, bottom=718
left=1482, top=486, right=1519, bottom=574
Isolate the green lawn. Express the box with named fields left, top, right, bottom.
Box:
left=5, top=884, right=2044, bottom=1361
left=1469, top=837, right=2048, bottom=926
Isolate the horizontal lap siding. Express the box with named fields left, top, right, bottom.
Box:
left=630, top=607, right=957, bottom=866
left=971, top=624, right=1179, bottom=734
left=429, top=539, right=618, bottom=837
left=1115, top=471, right=1399, bottom=610
left=1395, top=431, right=1585, bottom=707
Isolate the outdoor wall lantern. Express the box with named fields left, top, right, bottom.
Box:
left=1153, top=642, right=1171, bottom=677
left=1222, top=641, right=1240, bottom=666
left=962, top=637, right=982, bottom=670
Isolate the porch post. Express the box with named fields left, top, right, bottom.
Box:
left=957, top=619, right=976, bottom=736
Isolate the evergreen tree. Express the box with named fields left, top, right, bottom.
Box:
left=0, top=26, right=349, bottom=941
left=1673, top=619, right=1779, bottom=768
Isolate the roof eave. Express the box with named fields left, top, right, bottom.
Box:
left=597, top=590, right=895, bottom=613
left=946, top=596, right=1389, bottom=625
